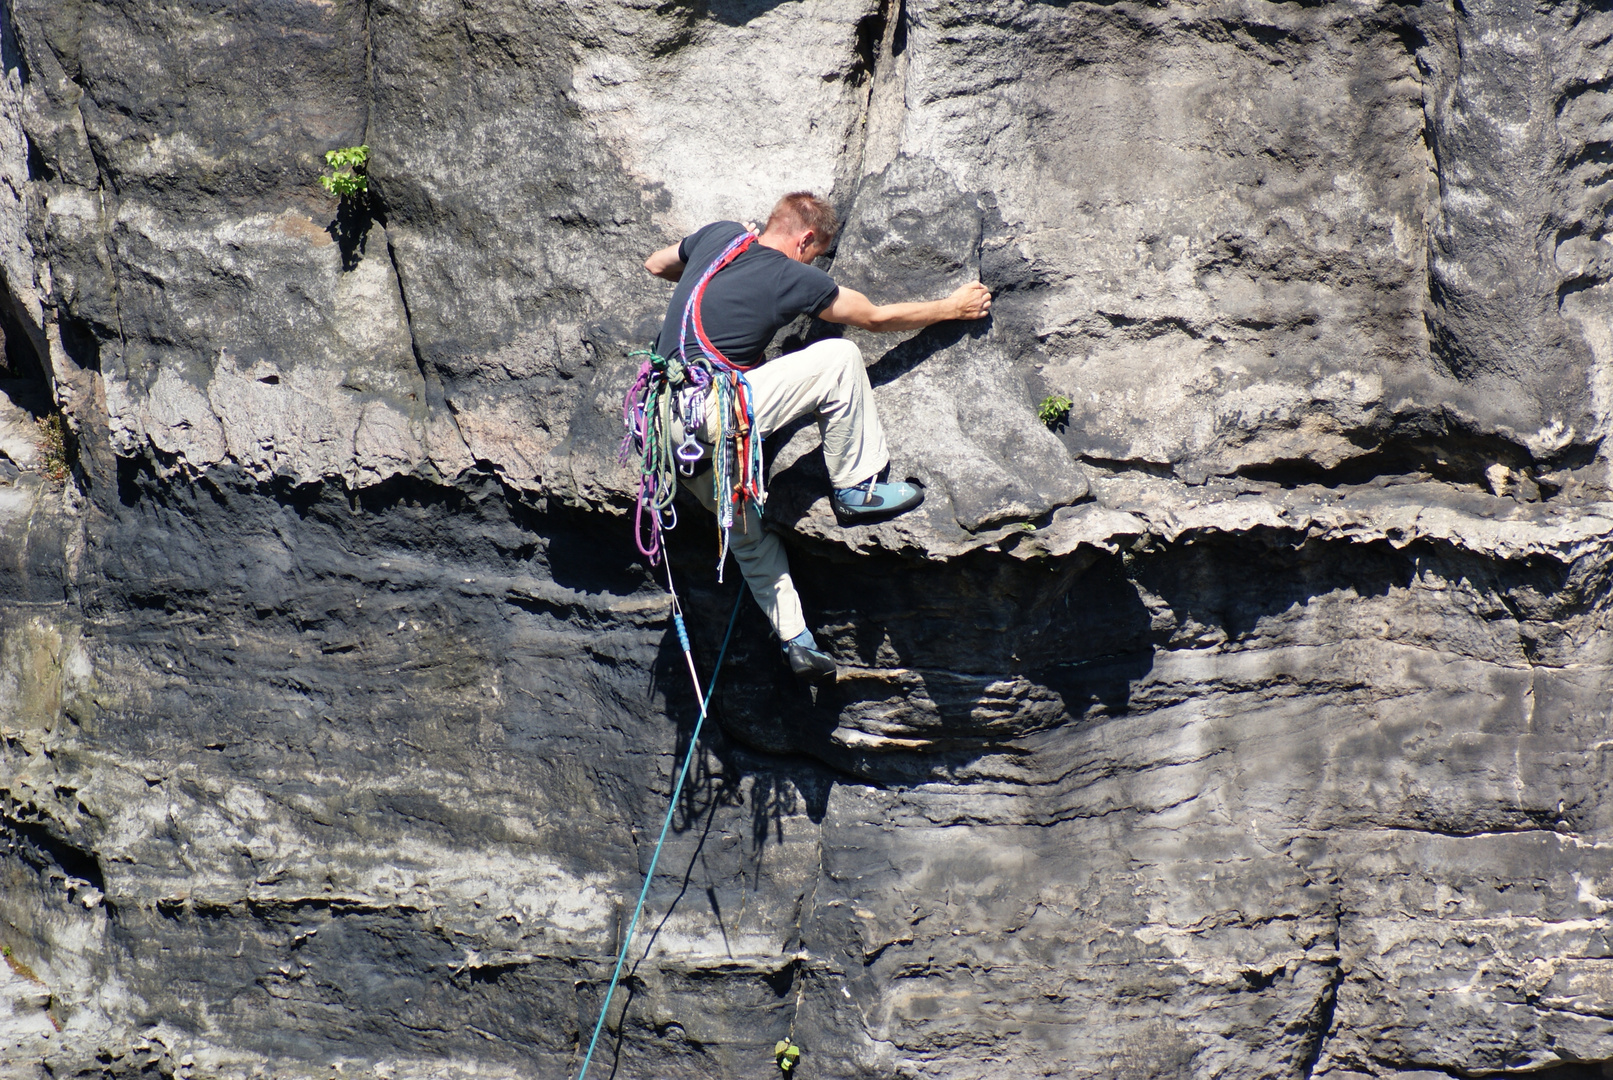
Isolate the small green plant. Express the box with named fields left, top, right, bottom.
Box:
left=318, top=144, right=370, bottom=198
left=774, top=1039, right=802, bottom=1073
left=1037, top=393, right=1073, bottom=430
left=35, top=413, right=68, bottom=481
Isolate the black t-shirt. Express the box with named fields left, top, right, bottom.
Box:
left=654, top=221, right=840, bottom=366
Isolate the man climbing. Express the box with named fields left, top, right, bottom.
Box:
left=642, top=191, right=992, bottom=682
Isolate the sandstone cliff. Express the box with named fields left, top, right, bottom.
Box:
left=2, top=1, right=1613, bottom=1078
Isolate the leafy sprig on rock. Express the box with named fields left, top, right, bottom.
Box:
left=318, top=145, right=369, bottom=198
left=1037, top=394, right=1072, bottom=431
left=774, top=1039, right=802, bottom=1073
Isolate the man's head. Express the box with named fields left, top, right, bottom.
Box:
left=760, top=192, right=838, bottom=263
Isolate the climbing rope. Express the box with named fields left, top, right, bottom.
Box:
left=620, top=229, right=769, bottom=578
left=573, top=569, right=744, bottom=1080
left=586, top=228, right=768, bottom=1076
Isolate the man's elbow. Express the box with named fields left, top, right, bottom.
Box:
left=849, top=306, right=893, bottom=333
left=643, top=251, right=683, bottom=280
left=864, top=311, right=913, bottom=333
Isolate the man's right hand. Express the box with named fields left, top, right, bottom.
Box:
left=951, top=281, right=992, bottom=320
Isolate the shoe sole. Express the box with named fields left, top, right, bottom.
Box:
left=832, top=487, right=924, bottom=526
left=788, top=660, right=838, bottom=685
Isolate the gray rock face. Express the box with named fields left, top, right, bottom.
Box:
left=1, top=1, right=1612, bottom=1079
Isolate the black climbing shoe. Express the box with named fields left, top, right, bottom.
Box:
left=831, top=477, right=924, bottom=526
left=786, top=641, right=838, bottom=684
left=783, top=629, right=837, bottom=684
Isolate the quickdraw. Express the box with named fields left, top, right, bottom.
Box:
left=621, top=230, right=768, bottom=578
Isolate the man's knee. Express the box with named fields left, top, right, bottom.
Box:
left=819, top=337, right=863, bottom=371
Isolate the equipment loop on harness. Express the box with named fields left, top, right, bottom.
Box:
left=621, top=229, right=770, bottom=572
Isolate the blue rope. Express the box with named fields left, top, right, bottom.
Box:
left=574, top=586, right=745, bottom=1080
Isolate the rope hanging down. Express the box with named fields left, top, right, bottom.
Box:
left=573, top=570, right=744, bottom=1080
left=620, top=230, right=767, bottom=576
left=585, top=230, right=763, bottom=1076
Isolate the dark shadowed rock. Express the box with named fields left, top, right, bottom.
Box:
left=1, top=2, right=1612, bottom=1079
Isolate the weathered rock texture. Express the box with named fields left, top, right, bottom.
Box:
left=2, top=1, right=1613, bottom=1078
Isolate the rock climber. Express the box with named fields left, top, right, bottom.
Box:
left=643, top=191, right=992, bottom=682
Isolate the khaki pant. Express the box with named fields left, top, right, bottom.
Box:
left=679, top=337, right=887, bottom=641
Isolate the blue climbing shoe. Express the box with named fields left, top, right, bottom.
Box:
left=784, top=629, right=837, bottom=684
left=831, top=476, right=924, bottom=525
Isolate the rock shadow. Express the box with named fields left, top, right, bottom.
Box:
left=325, top=198, right=371, bottom=272
left=652, top=501, right=1158, bottom=785
left=664, top=0, right=803, bottom=28
left=643, top=505, right=1551, bottom=789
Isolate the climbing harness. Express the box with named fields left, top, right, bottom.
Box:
left=620, top=230, right=768, bottom=579
left=574, top=565, right=744, bottom=1080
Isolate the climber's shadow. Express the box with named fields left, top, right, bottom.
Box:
left=825, top=547, right=1157, bottom=753
left=643, top=518, right=837, bottom=811
left=647, top=552, right=842, bottom=809
left=622, top=577, right=833, bottom=1025
left=866, top=317, right=990, bottom=389
left=776, top=312, right=990, bottom=393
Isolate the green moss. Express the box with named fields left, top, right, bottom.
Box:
left=34, top=413, right=67, bottom=481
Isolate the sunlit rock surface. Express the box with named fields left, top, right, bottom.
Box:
left=2, top=1, right=1613, bottom=1078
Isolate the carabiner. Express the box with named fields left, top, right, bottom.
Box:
left=676, top=435, right=704, bottom=473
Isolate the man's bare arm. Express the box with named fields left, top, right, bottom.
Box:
left=817, top=281, right=992, bottom=332
left=644, top=243, right=685, bottom=282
